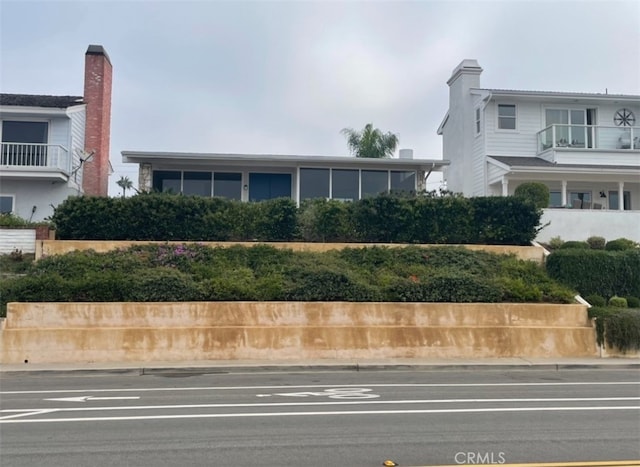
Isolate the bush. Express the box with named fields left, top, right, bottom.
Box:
left=589, top=308, right=640, bottom=352
left=586, top=236, right=606, bottom=250
left=585, top=294, right=606, bottom=307
left=605, top=238, right=638, bottom=251
left=548, top=236, right=564, bottom=250
left=626, top=296, right=640, bottom=308
left=546, top=249, right=640, bottom=299
left=514, top=182, right=550, bottom=209
left=559, top=241, right=590, bottom=249
left=608, top=295, right=628, bottom=308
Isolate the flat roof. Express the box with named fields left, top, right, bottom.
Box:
left=122, top=151, right=449, bottom=169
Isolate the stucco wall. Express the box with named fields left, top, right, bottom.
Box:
left=36, top=240, right=546, bottom=263
left=0, top=302, right=598, bottom=364
left=539, top=209, right=640, bottom=242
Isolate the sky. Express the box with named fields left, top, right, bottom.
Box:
left=1, top=0, right=639, bottom=196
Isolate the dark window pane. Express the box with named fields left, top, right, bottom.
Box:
left=300, top=168, right=330, bottom=201
left=498, top=105, right=516, bottom=130
left=153, top=170, right=181, bottom=193
left=0, top=196, right=13, bottom=213
left=549, top=191, right=562, bottom=207
left=2, top=121, right=48, bottom=143
left=249, top=173, right=291, bottom=201
left=332, top=169, right=358, bottom=201
left=390, top=171, right=415, bottom=193
left=183, top=171, right=212, bottom=196
left=361, top=170, right=388, bottom=198
left=498, top=105, right=516, bottom=117
left=214, top=172, right=242, bottom=200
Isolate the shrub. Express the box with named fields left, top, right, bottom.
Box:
left=605, top=238, right=638, bottom=251
left=125, top=268, right=202, bottom=301
left=514, top=182, right=550, bottom=209
left=589, top=308, right=640, bottom=352
left=559, top=241, right=590, bottom=249
left=548, top=236, right=564, bottom=250
left=626, top=296, right=640, bottom=309
left=586, top=236, right=606, bottom=250
left=546, top=249, right=640, bottom=299
left=608, top=295, right=628, bottom=308
left=585, top=294, right=606, bottom=307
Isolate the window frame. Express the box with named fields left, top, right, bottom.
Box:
left=497, top=104, right=517, bottom=131
left=475, top=107, right=481, bottom=135
left=0, top=194, right=15, bottom=214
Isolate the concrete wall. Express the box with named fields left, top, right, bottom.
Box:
left=539, top=209, right=640, bottom=242
left=0, top=302, right=598, bottom=364
left=36, top=240, right=546, bottom=263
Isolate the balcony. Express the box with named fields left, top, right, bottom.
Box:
left=0, top=143, right=71, bottom=181
left=537, top=125, right=639, bottom=153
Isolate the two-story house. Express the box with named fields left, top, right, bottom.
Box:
left=0, top=45, right=112, bottom=222
left=438, top=59, right=640, bottom=242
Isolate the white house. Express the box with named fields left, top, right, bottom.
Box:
left=438, top=59, right=640, bottom=242
left=0, top=45, right=113, bottom=222
left=121, top=150, right=448, bottom=204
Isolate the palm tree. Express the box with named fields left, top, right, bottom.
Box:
left=116, top=176, right=133, bottom=198
left=341, top=123, right=399, bottom=159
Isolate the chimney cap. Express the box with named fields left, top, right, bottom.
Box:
left=86, top=44, right=111, bottom=65
left=447, top=59, right=482, bottom=86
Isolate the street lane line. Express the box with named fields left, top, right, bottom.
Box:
left=2, top=396, right=639, bottom=414
left=0, top=409, right=58, bottom=421
left=2, top=381, right=639, bottom=395
left=1, top=405, right=639, bottom=424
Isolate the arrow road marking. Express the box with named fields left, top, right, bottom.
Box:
left=44, top=396, right=141, bottom=403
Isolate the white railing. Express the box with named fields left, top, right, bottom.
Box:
left=0, top=143, right=70, bottom=173
left=537, top=125, right=639, bottom=153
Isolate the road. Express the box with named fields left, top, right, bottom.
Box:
left=1, top=368, right=639, bottom=466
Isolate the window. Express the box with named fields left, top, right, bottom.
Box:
left=331, top=169, right=358, bottom=201
left=183, top=171, right=212, bottom=196
left=214, top=172, right=241, bottom=200
left=152, top=170, right=181, bottom=193
left=497, top=104, right=516, bottom=130
left=475, top=108, right=481, bottom=135
left=300, top=168, right=330, bottom=201
left=1, top=121, right=49, bottom=166
left=361, top=170, right=388, bottom=198
left=249, top=173, right=291, bottom=201
left=545, top=109, right=587, bottom=147
left=549, top=191, right=562, bottom=208
left=569, top=191, right=592, bottom=209
left=608, top=191, right=631, bottom=210
left=0, top=195, right=13, bottom=214
left=390, top=171, right=416, bottom=194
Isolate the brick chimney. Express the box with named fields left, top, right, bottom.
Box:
left=82, top=45, right=112, bottom=196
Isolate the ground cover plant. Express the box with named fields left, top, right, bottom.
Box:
left=0, top=244, right=576, bottom=316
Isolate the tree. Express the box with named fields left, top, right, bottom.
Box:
left=341, top=123, right=399, bottom=159
left=116, top=176, right=133, bottom=198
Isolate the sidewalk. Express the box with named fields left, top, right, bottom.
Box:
left=2, top=357, right=639, bottom=376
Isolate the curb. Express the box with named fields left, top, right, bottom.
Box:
left=2, top=361, right=640, bottom=377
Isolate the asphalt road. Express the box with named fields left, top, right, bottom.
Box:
left=1, top=368, right=639, bottom=466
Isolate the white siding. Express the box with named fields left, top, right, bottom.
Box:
left=0, top=179, right=78, bottom=222
left=485, top=100, right=541, bottom=156
left=0, top=229, right=36, bottom=254
left=68, top=107, right=86, bottom=191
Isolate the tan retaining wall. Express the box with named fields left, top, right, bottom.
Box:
left=0, top=302, right=597, bottom=364
left=36, top=240, right=545, bottom=263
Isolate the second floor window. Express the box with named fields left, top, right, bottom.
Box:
left=498, top=104, right=516, bottom=130
left=1, top=121, right=49, bottom=166
left=475, top=108, right=481, bottom=135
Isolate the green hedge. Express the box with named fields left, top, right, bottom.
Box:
left=0, top=244, right=576, bottom=316
left=546, top=249, right=640, bottom=298
left=51, top=192, right=542, bottom=245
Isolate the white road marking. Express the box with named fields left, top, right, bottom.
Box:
left=271, top=388, right=379, bottom=399
left=0, top=409, right=58, bottom=421
left=1, top=405, right=638, bottom=424
left=2, top=397, right=638, bottom=414
left=44, top=396, right=141, bottom=402
left=2, top=381, right=639, bottom=395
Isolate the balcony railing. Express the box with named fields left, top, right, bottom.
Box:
left=1, top=143, right=70, bottom=173
left=537, top=125, right=639, bottom=153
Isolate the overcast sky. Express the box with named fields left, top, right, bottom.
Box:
left=1, top=0, right=639, bottom=196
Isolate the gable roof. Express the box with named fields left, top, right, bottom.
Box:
left=0, top=94, right=84, bottom=108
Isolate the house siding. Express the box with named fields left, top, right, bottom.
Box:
left=69, top=107, right=86, bottom=191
